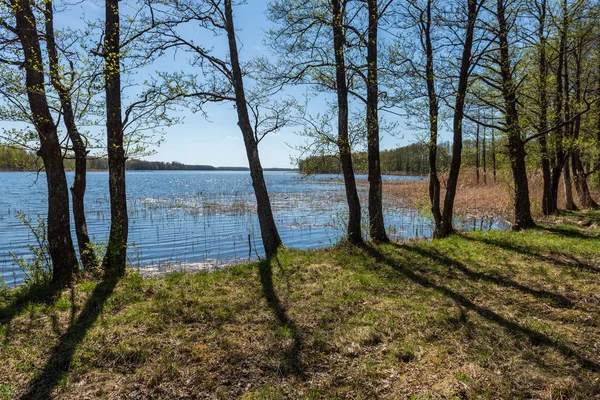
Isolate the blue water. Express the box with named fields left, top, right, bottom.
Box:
left=0, top=171, right=506, bottom=285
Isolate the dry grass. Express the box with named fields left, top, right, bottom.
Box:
left=384, top=168, right=600, bottom=220
left=1, top=211, right=600, bottom=399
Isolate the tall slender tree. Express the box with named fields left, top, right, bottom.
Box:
left=549, top=0, right=570, bottom=213
left=267, top=0, right=364, bottom=244
left=144, top=0, right=285, bottom=256
left=421, top=0, right=443, bottom=234
left=366, top=0, right=389, bottom=243
left=496, top=0, right=535, bottom=229
left=437, top=0, right=481, bottom=237
left=533, top=0, right=555, bottom=215
left=569, top=13, right=598, bottom=209
left=332, top=0, right=362, bottom=244
left=44, top=0, right=97, bottom=270
left=224, top=0, right=283, bottom=255
left=9, top=0, right=79, bottom=284
left=102, top=0, right=128, bottom=275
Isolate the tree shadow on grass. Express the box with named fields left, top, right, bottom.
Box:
left=536, top=225, right=599, bottom=240
left=20, top=276, right=119, bottom=399
left=257, top=256, right=304, bottom=378
left=360, top=244, right=600, bottom=372
left=402, top=243, right=574, bottom=308
left=1, top=283, right=63, bottom=344
left=554, top=210, right=600, bottom=227
left=459, top=233, right=600, bottom=273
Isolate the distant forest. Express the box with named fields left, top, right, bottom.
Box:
left=298, top=140, right=494, bottom=175
left=0, top=146, right=294, bottom=172
left=1, top=142, right=494, bottom=175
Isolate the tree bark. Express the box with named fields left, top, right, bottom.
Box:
left=103, top=0, right=128, bottom=276
left=561, top=21, right=577, bottom=212
left=550, top=0, right=569, bottom=213
left=436, top=0, right=479, bottom=238
left=11, top=0, right=78, bottom=284
left=423, top=0, right=442, bottom=232
left=366, top=0, right=388, bottom=243
left=45, top=0, right=97, bottom=270
left=570, top=43, right=597, bottom=209
left=475, top=122, right=480, bottom=184
left=496, top=0, right=535, bottom=230
left=536, top=0, right=554, bottom=215
left=491, top=120, right=497, bottom=182
left=571, top=154, right=597, bottom=208
left=483, top=125, right=487, bottom=184
left=563, top=162, right=576, bottom=210
left=597, top=78, right=600, bottom=189
left=224, top=0, right=283, bottom=257
left=332, top=0, right=362, bottom=244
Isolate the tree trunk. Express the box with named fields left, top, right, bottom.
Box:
left=571, top=154, right=597, bottom=208
left=224, top=0, right=283, bottom=257
left=45, top=0, right=97, bottom=270
left=366, top=0, right=388, bottom=243
left=536, top=0, right=554, bottom=215
left=332, top=0, right=362, bottom=244
left=550, top=0, right=569, bottom=213
left=563, top=162, right=576, bottom=210
left=103, top=0, right=128, bottom=276
left=496, top=0, right=535, bottom=230
left=436, top=0, right=479, bottom=238
left=597, top=86, right=600, bottom=189
left=12, top=0, right=78, bottom=285
left=570, top=43, right=597, bottom=209
left=483, top=125, right=487, bottom=184
left=475, top=122, right=480, bottom=184
left=491, top=123, right=497, bottom=182
left=423, top=0, right=442, bottom=232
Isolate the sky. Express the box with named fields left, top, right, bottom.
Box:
left=51, top=1, right=426, bottom=168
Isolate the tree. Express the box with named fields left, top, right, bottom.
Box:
left=495, top=0, right=535, bottom=229
left=531, top=0, right=555, bottom=215
left=366, top=0, right=389, bottom=243
left=416, top=0, right=443, bottom=232
left=145, top=0, right=284, bottom=257
left=332, top=0, right=362, bottom=244
left=267, top=0, right=364, bottom=244
left=6, top=0, right=79, bottom=284
left=44, top=0, right=97, bottom=270
left=437, top=0, right=481, bottom=237
left=224, top=0, right=283, bottom=255
left=102, top=0, right=128, bottom=275
left=550, top=0, right=572, bottom=212
left=567, top=0, right=598, bottom=209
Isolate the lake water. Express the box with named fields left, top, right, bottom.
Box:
left=0, top=171, right=507, bottom=285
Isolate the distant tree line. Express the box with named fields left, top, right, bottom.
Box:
left=0, top=146, right=294, bottom=172
left=299, top=140, right=500, bottom=176
left=91, top=159, right=215, bottom=171
left=298, top=143, right=438, bottom=175
left=0, top=146, right=40, bottom=171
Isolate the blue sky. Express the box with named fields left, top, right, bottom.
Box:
left=65, top=1, right=422, bottom=168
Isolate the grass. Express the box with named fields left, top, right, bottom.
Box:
left=1, top=211, right=600, bottom=399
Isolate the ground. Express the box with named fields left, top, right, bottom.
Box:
left=1, top=211, right=600, bottom=399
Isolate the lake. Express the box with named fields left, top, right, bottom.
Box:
left=0, top=171, right=507, bottom=285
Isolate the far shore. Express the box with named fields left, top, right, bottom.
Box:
left=0, top=167, right=299, bottom=173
